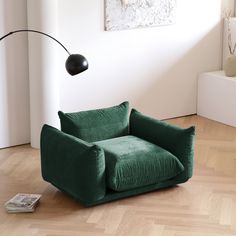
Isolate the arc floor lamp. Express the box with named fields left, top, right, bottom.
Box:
left=0, top=29, right=89, bottom=148
left=0, top=29, right=89, bottom=75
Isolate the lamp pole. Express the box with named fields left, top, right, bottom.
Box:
left=0, top=30, right=71, bottom=55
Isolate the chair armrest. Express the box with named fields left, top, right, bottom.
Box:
left=130, top=109, right=195, bottom=182
left=40, top=124, right=106, bottom=204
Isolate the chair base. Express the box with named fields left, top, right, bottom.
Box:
left=49, top=177, right=189, bottom=207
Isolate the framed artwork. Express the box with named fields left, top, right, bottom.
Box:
left=105, top=0, right=177, bottom=31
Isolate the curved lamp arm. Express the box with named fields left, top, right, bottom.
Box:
left=0, top=29, right=88, bottom=76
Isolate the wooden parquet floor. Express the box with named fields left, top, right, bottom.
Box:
left=0, top=115, right=236, bottom=236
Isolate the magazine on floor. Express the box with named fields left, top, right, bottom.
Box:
left=4, top=193, right=41, bottom=213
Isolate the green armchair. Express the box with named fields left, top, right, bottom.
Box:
left=40, top=102, right=195, bottom=207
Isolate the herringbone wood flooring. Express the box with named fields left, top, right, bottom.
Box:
left=0, top=115, right=236, bottom=236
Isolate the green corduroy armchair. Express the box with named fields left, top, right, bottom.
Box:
left=40, top=102, right=195, bottom=207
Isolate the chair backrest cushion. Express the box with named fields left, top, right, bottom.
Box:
left=58, top=101, right=129, bottom=142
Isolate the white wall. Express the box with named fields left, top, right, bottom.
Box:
left=0, top=0, right=234, bottom=148
left=0, top=0, right=30, bottom=148
left=58, top=0, right=234, bottom=119
left=27, top=0, right=60, bottom=148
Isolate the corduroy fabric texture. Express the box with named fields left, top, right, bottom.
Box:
left=40, top=125, right=106, bottom=203
left=95, top=135, right=184, bottom=191
left=130, top=109, right=195, bottom=182
left=40, top=104, right=195, bottom=207
left=58, top=101, right=129, bottom=142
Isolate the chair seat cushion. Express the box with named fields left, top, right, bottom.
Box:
left=94, top=135, right=184, bottom=191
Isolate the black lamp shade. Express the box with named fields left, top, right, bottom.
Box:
left=65, top=54, right=88, bottom=76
